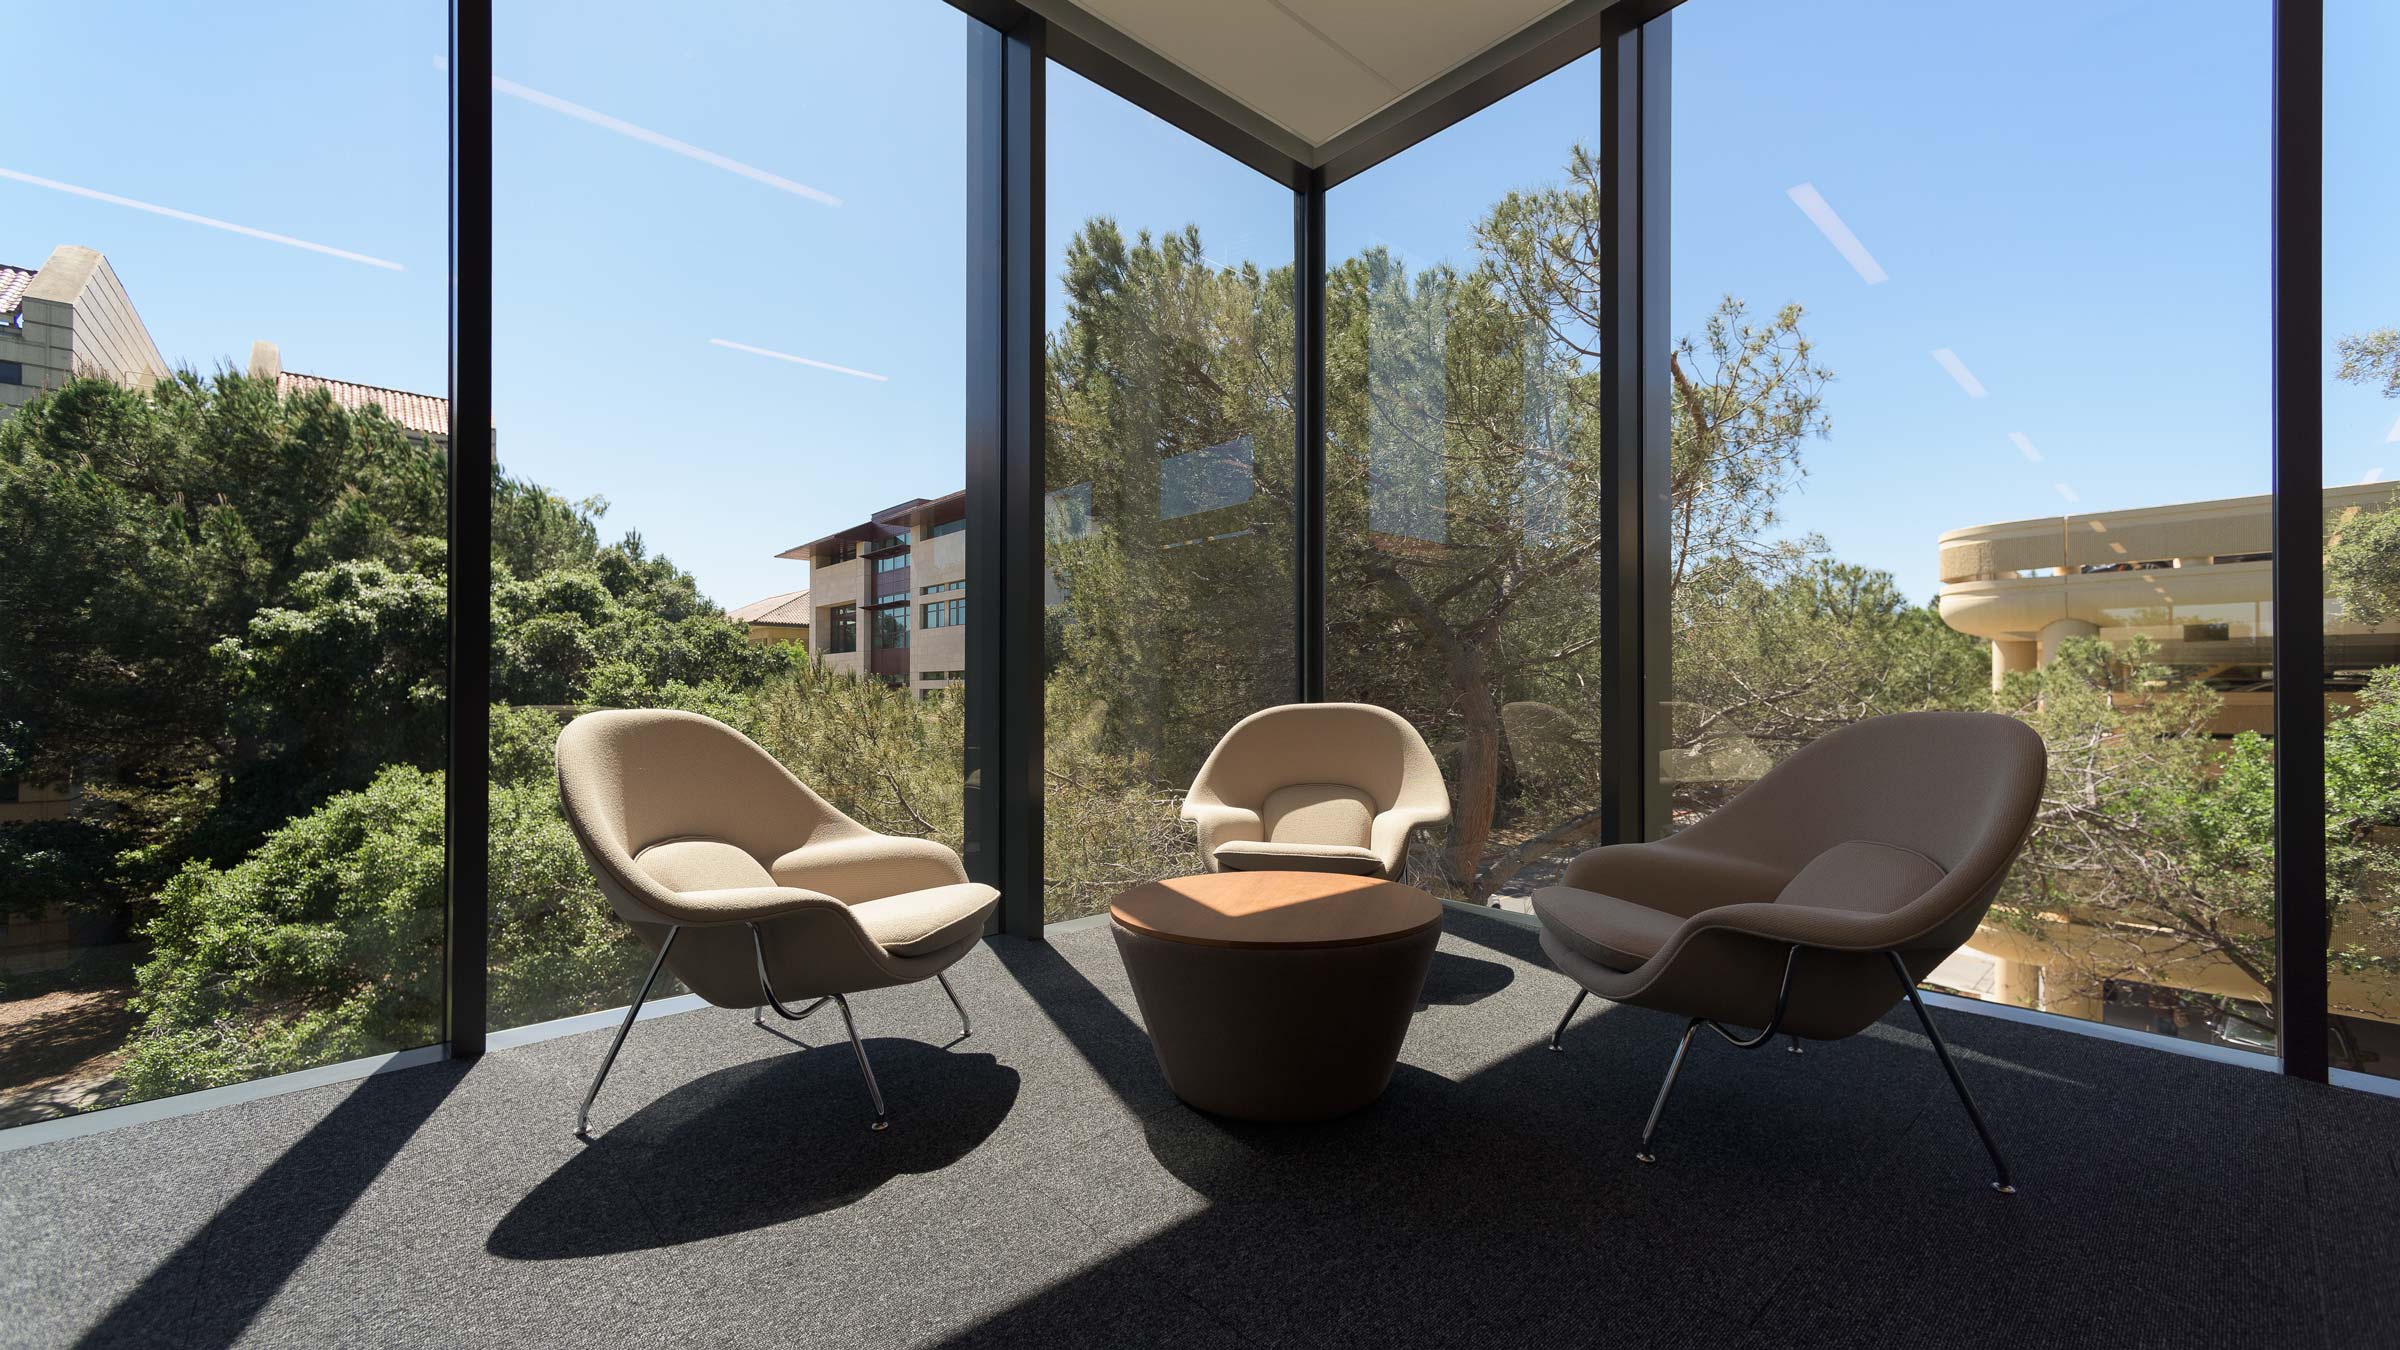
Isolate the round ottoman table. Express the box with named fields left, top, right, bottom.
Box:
left=1109, top=870, right=1443, bottom=1123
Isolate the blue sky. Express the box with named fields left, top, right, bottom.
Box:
left=5, top=0, right=2391, bottom=611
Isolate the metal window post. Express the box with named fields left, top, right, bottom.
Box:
left=446, top=0, right=494, bottom=1058
left=1295, top=171, right=1328, bottom=703
left=966, top=12, right=1047, bottom=936
left=2270, top=0, right=2328, bottom=1083
left=1599, top=8, right=1672, bottom=848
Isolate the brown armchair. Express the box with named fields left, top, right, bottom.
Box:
left=1533, top=711, right=2045, bottom=1191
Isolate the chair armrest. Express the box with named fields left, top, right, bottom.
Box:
left=1183, top=801, right=1264, bottom=857
left=638, top=885, right=852, bottom=926
left=1370, top=803, right=1451, bottom=877
left=1560, top=842, right=1789, bottom=919
left=1675, top=901, right=1903, bottom=953
left=770, top=833, right=968, bottom=903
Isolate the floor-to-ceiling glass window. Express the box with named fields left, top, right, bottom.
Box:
left=1042, top=67, right=1298, bottom=921
left=489, top=0, right=969, bottom=1031
left=1670, top=0, right=2279, bottom=1057
left=0, top=6, right=448, bottom=1122
left=2322, top=0, right=2400, bottom=1084
left=1324, top=57, right=1604, bottom=905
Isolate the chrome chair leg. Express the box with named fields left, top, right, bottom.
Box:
left=937, top=972, right=971, bottom=1039
left=1636, top=945, right=1804, bottom=1166
left=576, top=926, right=679, bottom=1139
left=1635, top=1018, right=1703, bottom=1164
left=1888, top=952, right=2015, bottom=1194
left=746, top=924, right=829, bottom=1024
left=757, top=995, right=830, bottom=1027
left=750, top=923, right=877, bottom=1127
left=1786, top=1034, right=1804, bottom=1055
left=1549, top=989, right=1588, bottom=1052
left=832, top=993, right=888, bottom=1131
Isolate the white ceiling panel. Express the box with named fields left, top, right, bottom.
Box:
left=1280, top=0, right=1574, bottom=95
left=1048, top=0, right=1606, bottom=152
left=1074, top=0, right=1399, bottom=145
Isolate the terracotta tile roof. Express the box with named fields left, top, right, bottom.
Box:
left=0, top=264, right=34, bottom=317
left=277, top=370, right=450, bottom=438
left=727, top=589, right=812, bottom=626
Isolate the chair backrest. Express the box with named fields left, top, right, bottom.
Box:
left=1186, top=703, right=1447, bottom=830
left=555, top=709, right=864, bottom=923
left=1677, top=710, right=2045, bottom=896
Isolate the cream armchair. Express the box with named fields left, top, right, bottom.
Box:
left=554, top=709, right=997, bottom=1136
left=1182, top=703, right=1450, bottom=881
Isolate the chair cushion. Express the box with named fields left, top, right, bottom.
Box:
left=1775, top=840, right=1946, bottom=916
left=1531, top=886, right=1685, bottom=972
left=848, top=882, right=999, bottom=957
left=633, top=838, right=774, bottom=893
left=1260, top=783, right=1377, bottom=847
left=1212, top=840, right=1385, bottom=876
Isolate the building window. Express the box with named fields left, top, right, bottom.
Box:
left=928, top=517, right=965, bottom=539
left=921, top=580, right=965, bottom=595
left=872, top=606, right=910, bottom=650
left=921, top=598, right=965, bottom=629
left=824, top=603, right=857, bottom=654
left=0, top=361, right=21, bottom=386
left=873, top=552, right=909, bottom=574
left=821, top=542, right=857, bottom=564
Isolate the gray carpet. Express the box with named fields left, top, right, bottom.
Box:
left=3, top=906, right=2395, bottom=1350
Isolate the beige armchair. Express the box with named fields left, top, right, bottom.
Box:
left=1181, top=702, right=1450, bottom=881
left=554, top=709, right=997, bottom=1135
left=1534, top=711, right=2045, bottom=1192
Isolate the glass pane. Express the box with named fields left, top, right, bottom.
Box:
left=1042, top=65, right=1298, bottom=921
left=490, top=0, right=968, bottom=1031
left=0, top=6, right=447, bottom=1122
left=1670, top=0, right=2278, bottom=1057
left=1325, top=56, right=1604, bottom=902
left=2323, top=0, right=2400, bottom=1082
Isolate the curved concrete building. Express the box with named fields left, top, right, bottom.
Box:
left=1937, top=483, right=2400, bottom=734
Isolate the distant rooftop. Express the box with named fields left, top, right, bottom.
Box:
left=247, top=340, right=448, bottom=439
left=727, top=589, right=812, bottom=626
left=779, top=488, right=967, bottom=560
left=276, top=370, right=450, bottom=439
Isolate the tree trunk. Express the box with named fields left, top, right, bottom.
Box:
left=1447, top=674, right=1500, bottom=894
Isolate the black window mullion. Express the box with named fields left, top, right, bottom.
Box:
left=1295, top=172, right=1327, bottom=703
left=2270, top=0, right=2328, bottom=1083
left=1599, top=8, right=1672, bottom=848
left=965, top=12, right=1045, bottom=936
left=445, top=0, right=494, bottom=1058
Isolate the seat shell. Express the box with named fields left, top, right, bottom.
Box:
left=555, top=708, right=995, bottom=1006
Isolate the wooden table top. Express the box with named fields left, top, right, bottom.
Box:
left=1109, top=871, right=1444, bottom=950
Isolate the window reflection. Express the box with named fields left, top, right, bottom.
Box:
left=487, top=0, right=969, bottom=1032
left=1326, top=57, right=1605, bottom=901
left=1671, top=0, right=2284, bottom=1060
left=0, top=5, right=447, bottom=1121
left=1041, top=65, right=1297, bottom=921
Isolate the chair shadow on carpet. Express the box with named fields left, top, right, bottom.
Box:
left=488, top=1038, right=1018, bottom=1259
